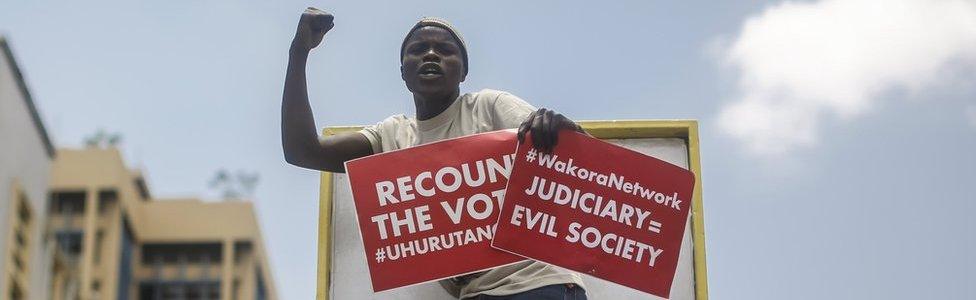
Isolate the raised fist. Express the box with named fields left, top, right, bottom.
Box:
left=292, top=7, right=334, bottom=52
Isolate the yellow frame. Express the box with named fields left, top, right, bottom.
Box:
left=316, top=120, right=708, bottom=300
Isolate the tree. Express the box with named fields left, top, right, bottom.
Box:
left=83, top=128, right=122, bottom=148
left=208, top=169, right=260, bottom=200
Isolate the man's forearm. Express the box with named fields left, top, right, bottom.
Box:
left=281, top=47, right=321, bottom=166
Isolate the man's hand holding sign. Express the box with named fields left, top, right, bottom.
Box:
left=493, top=130, right=695, bottom=298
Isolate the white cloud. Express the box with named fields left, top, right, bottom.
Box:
left=718, top=0, right=976, bottom=155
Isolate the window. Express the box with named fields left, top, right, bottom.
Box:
left=138, top=281, right=220, bottom=300
left=8, top=278, right=23, bottom=300
left=118, top=217, right=135, bottom=300
left=5, top=184, right=33, bottom=300
left=255, top=268, right=268, bottom=300
left=94, top=230, right=104, bottom=263
left=234, top=241, right=252, bottom=264
left=98, top=189, right=118, bottom=214
left=49, top=191, right=85, bottom=215
left=55, top=231, right=83, bottom=258
left=141, top=243, right=221, bottom=264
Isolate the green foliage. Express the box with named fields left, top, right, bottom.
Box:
left=83, top=128, right=123, bottom=148
left=208, top=169, right=260, bottom=200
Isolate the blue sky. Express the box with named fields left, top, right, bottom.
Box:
left=2, top=1, right=975, bottom=299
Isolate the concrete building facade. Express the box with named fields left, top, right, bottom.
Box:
left=1, top=36, right=276, bottom=300
left=48, top=149, right=277, bottom=300
left=0, top=36, right=58, bottom=300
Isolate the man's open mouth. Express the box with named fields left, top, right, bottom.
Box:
left=418, top=63, right=444, bottom=79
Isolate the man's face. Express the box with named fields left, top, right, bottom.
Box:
left=401, top=26, right=466, bottom=97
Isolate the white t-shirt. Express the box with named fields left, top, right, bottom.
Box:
left=358, top=89, right=584, bottom=299
left=361, top=89, right=534, bottom=153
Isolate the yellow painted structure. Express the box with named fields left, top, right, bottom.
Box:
left=315, top=120, right=708, bottom=300
left=47, top=148, right=277, bottom=300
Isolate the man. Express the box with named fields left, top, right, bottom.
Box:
left=281, top=7, right=587, bottom=300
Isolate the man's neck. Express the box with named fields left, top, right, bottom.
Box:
left=413, top=88, right=460, bottom=120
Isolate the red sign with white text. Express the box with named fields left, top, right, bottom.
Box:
left=492, top=131, right=695, bottom=298
left=345, top=130, right=525, bottom=292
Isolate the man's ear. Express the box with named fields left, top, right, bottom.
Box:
left=460, top=65, right=467, bottom=83
left=400, top=65, right=406, bottom=81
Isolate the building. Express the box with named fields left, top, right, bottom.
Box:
left=1, top=36, right=276, bottom=300
left=0, top=35, right=58, bottom=300
left=48, top=148, right=277, bottom=300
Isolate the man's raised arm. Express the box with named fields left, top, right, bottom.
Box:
left=282, top=7, right=373, bottom=172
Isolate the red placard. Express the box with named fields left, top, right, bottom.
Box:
left=492, top=131, right=695, bottom=298
left=345, top=130, right=525, bottom=292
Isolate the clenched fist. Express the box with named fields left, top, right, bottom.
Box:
left=292, top=7, right=334, bottom=53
